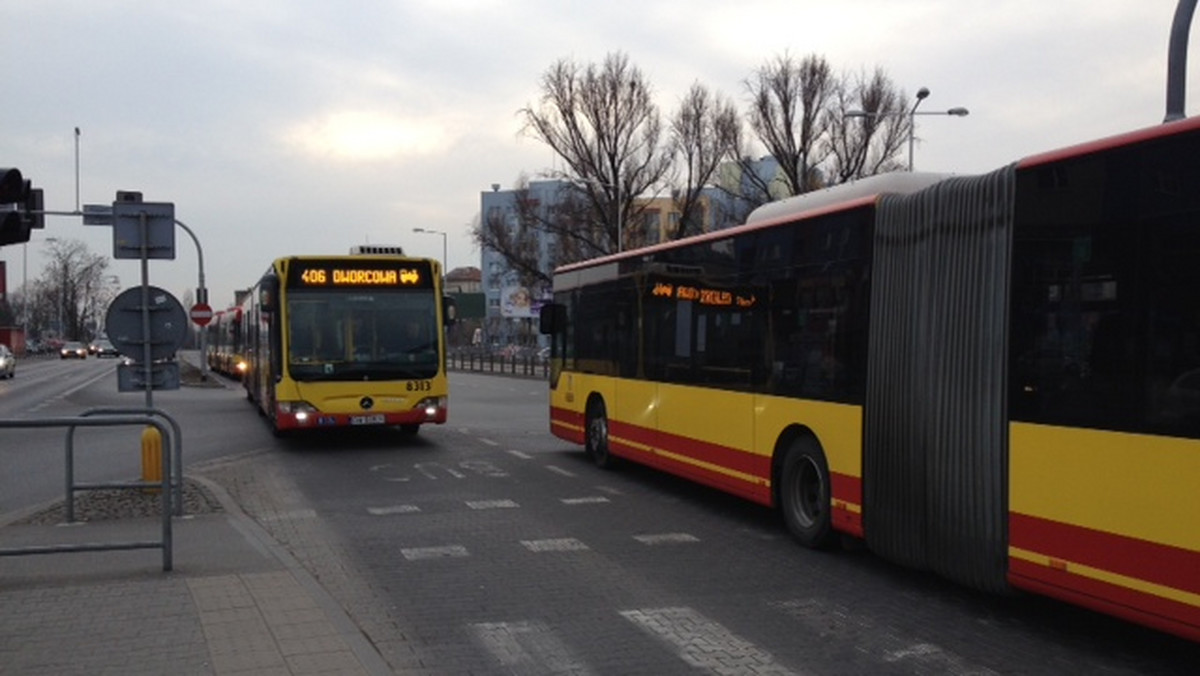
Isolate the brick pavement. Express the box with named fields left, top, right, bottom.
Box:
left=0, top=474, right=392, bottom=675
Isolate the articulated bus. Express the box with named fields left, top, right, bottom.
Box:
left=244, top=246, right=455, bottom=435
left=205, top=305, right=247, bottom=379
left=540, top=116, right=1200, bottom=641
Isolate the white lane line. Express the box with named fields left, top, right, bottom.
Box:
left=507, top=450, right=533, bottom=460
left=466, top=499, right=520, bottom=510
left=633, top=533, right=699, bottom=545
left=479, top=437, right=500, bottom=446
left=621, top=607, right=800, bottom=676
left=472, top=620, right=595, bottom=675
left=520, top=538, right=589, bottom=552
left=545, top=465, right=576, bottom=478
left=367, top=505, right=421, bottom=516
left=400, top=545, right=469, bottom=561
left=257, top=509, right=317, bottom=522
left=595, top=485, right=624, bottom=495
left=561, top=496, right=610, bottom=505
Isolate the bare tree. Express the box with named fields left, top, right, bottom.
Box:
left=517, top=51, right=672, bottom=255
left=745, top=52, right=835, bottom=197
left=827, top=68, right=912, bottom=182
left=668, top=82, right=740, bottom=239
left=34, top=238, right=109, bottom=340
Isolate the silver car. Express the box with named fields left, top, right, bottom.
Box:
left=0, top=344, right=14, bottom=379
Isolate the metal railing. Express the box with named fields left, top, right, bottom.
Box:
left=447, top=351, right=549, bottom=379
left=0, top=415, right=175, bottom=571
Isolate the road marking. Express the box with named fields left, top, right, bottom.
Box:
left=467, top=499, right=519, bottom=510
left=479, top=437, right=500, bottom=446
left=507, top=450, right=533, bottom=460
left=621, top=607, right=800, bottom=676
left=774, top=599, right=999, bottom=675
left=545, top=465, right=576, bottom=478
left=257, top=508, right=316, bottom=522
left=595, top=485, right=624, bottom=495
left=415, top=462, right=465, bottom=479
left=520, top=538, right=589, bottom=552
left=472, top=620, right=594, bottom=675
left=561, top=496, right=609, bottom=505
left=367, top=505, right=421, bottom=516
left=461, top=459, right=509, bottom=477
left=401, top=545, right=469, bottom=560
left=633, top=533, right=699, bottom=545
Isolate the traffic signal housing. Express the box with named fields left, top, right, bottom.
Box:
left=0, top=168, right=42, bottom=246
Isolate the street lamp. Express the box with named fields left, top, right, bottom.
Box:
left=412, top=227, right=447, bottom=273
left=847, top=87, right=969, bottom=171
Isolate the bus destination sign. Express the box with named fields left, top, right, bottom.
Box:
left=287, top=260, right=433, bottom=290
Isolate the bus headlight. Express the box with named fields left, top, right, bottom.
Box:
left=278, top=400, right=319, bottom=424
left=415, top=396, right=445, bottom=419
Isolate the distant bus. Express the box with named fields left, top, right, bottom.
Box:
left=244, top=247, right=455, bottom=435
left=540, top=116, right=1200, bottom=642
left=205, top=306, right=247, bottom=379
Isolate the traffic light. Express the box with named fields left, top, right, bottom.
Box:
left=0, top=167, right=41, bottom=246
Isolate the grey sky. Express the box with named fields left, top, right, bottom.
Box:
left=2, top=1, right=1193, bottom=311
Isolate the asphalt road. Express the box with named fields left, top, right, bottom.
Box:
left=192, top=370, right=1200, bottom=675
left=4, top=363, right=1198, bottom=673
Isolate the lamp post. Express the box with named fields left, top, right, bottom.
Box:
left=413, top=227, right=447, bottom=273
left=847, top=87, right=969, bottom=171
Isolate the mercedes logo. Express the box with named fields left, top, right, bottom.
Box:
left=360, top=396, right=374, bottom=410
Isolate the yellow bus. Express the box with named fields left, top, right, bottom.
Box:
left=540, top=117, right=1200, bottom=642
left=205, top=305, right=247, bottom=379
left=244, top=247, right=454, bottom=435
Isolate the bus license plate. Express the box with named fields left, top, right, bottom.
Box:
left=350, top=414, right=386, bottom=425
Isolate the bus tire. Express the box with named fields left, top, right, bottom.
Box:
left=779, top=437, right=835, bottom=549
left=585, top=397, right=615, bottom=469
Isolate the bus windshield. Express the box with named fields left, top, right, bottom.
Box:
left=285, top=289, right=439, bottom=381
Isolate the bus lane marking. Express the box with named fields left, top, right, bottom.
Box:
left=460, top=459, right=509, bottom=477
left=467, top=499, right=519, bottom=510
left=633, top=533, right=699, bottom=545
left=520, top=538, right=589, bottom=552
left=773, top=599, right=998, bottom=676
left=401, top=545, right=469, bottom=561
left=415, top=462, right=466, bottom=479
left=561, top=496, right=610, bottom=505
left=471, top=620, right=595, bottom=676
left=367, top=505, right=421, bottom=516
left=620, top=607, right=800, bottom=676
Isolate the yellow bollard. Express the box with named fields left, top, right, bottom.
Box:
left=141, top=426, right=163, bottom=493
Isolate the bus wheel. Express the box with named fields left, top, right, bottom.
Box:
left=779, top=438, right=835, bottom=549
left=585, top=398, right=615, bottom=469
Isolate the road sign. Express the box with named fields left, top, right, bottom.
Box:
left=189, top=302, right=213, bottom=327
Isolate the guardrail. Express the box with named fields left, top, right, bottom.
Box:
left=448, top=352, right=549, bottom=379
left=0, top=415, right=175, bottom=571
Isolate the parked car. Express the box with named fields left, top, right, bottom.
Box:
left=0, top=344, right=14, bottom=378
left=60, top=341, right=88, bottom=359
left=93, top=339, right=120, bottom=358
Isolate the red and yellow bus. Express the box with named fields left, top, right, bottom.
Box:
left=244, top=247, right=454, bottom=435
left=540, top=117, right=1200, bottom=642
left=205, top=305, right=247, bottom=379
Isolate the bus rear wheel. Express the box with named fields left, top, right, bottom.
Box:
left=779, top=438, right=835, bottom=549
left=585, top=398, right=615, bottom=469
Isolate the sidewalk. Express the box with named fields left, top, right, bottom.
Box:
left=0, top=475, right=393, bottom=675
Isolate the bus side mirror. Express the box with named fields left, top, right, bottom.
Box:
left=259, top=276, right=279, bottom=313
left=539, top=303, right=565, bottom=335
left=443, top=296, right=457, bottom=326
